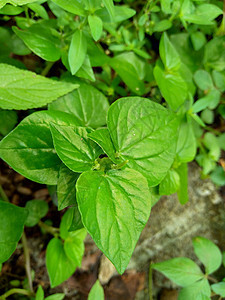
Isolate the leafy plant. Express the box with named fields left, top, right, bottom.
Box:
left=0, top=0, right=224, bottom=298
left=152, top=237, right=225, bottom=300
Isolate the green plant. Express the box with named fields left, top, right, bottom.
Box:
left=152, top=237, right=225, bottom=300
left=0, top=0, right=224, bottom=298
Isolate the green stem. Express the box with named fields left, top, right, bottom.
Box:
left=21, top=232, right=33, bottom=293
left=0, top=185, right=9, bottom=203
left=41, top=61, right=54, bottom=77
left=207, top=275, right=218, bottom=283
left=148, top=262, right=153, bottom=300
left=38, top=221, right=59, bottom=237
left=0, top=288, right=32, bottom=300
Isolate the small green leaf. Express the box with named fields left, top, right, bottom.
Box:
left=194, top=70, right=213, bottom=91
left=45, top=294, right=65, bottom=300
left=212, top=70, right=225, bottom=92
left=110, top=52, right=146, bottom=95
left=69, top=207, right=84, bottom=232
left=190, top=32, right=206, bottom=51
left=192, top=237, right=222, bottom=274
left=25, top=200, right=48, bottom=227
left=35, top=285, right=44, bottom=300
left=0, top=201, right=28, bottom=263
left=102, top=0, right=115, bottom=20
left=159, top=33, right=180, bottom=70
left=107, top=97, right=179, bottom=186
left=77, top=168, right=151, bottom=274
left=88, top=128, right=118, bottom=164
left=0, top=111, right=80, bottom=185
left=159, top=169, right=180, bottom=195
left=153, top=20, right=172, bottom=32
left=69, top=30, right=87, bottom=75
left=183, top=4, right=222, bottom=25
left=0, top=64, right=78, bottom=110
left=88, top=280, right=104, bottom=300
left=57, top=164, right=79, bottom=210
left=193, top=90, right=221, bottom=113
left=153, top=257, right=204, bottom=287
left=178, top=278, right=211, bottom=300
left=176, top=121, right=196, bottom=163
left=211, top=282, right=225, bottom=297
left=46, top=238, right=77, bottom=288
left=88, top=15, right=103, bottom=42
left=204, top=37, right=225, bottom=72
left=13, top=25, right=61, bottom=62
left=60, top=209, right=86, bottom=265
left=51, top=0, right=85, bottom=16
left=210, top=166, right=225, bottom=187
left=50, top=124, right=102, bottom=173
left=76, top=55, right=95, bottom=82
left=203, top=132, right=220, bottom=161
left=176, top=163, right=189, bottom=205
left=154, top=65, right=188, bottom=110
left=49, top=81, right=109, bottom=129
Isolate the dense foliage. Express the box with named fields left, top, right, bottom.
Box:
left=0, top=0, right=224, bottom=299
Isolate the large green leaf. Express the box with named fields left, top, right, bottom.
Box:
left=46, top=238, right=77, bottom=287
left=192, top=237, right=222, bottom=274
left=13, top=25, right=61, bottom=62
left=0, top=0, right=36, bottom=8
left=49, top=82, right=109, bottom=128
left=76, top=168, right=151, bottom=274
left=107, top=97, right=179, bottom=186
left=0, top=201, right=28, bottom=263
left=88, top=280, right=104, bottom=300
left=51, top=0, right=85, bottom=16
left=57, top=164, right=79, bottom=210
left=153, top=258, right=204, bottom=287
left=0, top=64, right=78, bottom=110
left=69, top=30, right=87, bottom=75
left=0, top=110, right=17, bottom=136
left=0, top=111, right=80, bottom=184
left=178, top=278, right=211, bottom=300
left=50, top=124, right=102, bottom=173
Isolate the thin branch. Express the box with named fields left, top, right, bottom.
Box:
left=21, top=232, right=33, bottom=293
left=0, top=288, right=32, bottom=300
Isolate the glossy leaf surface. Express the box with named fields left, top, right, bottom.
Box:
left=0, top=201, right=28, bottom=263
left=57, top=164, right=79, bottom=210
left=153, top=257, right=204, bottom=287
left=0, top=111, right=80, bottom=184
left=69, top=30, right=87, bottom=75
left=88, top=280, right=104, bottom=300
left=0, top=64, right=78, bottom=110
left=49, top=82, right=109, bottom=128
left=50, top=124, right=102, bottom=173
left=107, top=97, right=178, bottom=186
left=192, top=237, right=222, bottom=274
left=77, top=168, right=151, bottom=274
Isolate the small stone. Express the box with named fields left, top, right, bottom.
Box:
left=99, top=255, right=117, bottom=285
left=17, top=186, right=32, bottom=195
left=34, top=189, right=49, bottom=199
